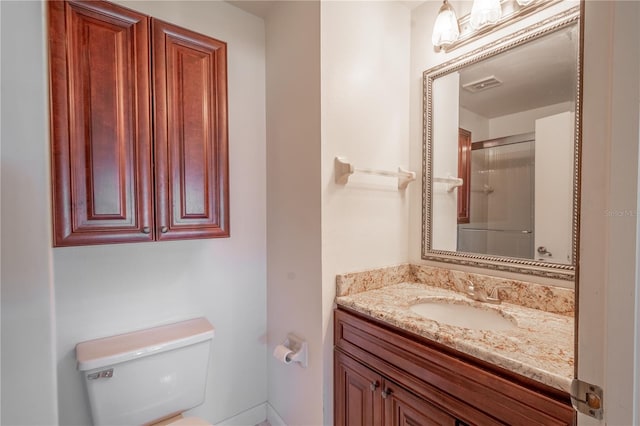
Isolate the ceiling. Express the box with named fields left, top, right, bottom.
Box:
left=225, top=0, right=274, bottom=18
left=226, top=0, right=424, bottom=19
left=458, top=24, right=579, bottom=118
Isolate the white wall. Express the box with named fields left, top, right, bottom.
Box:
left=460, top=102, right=573, bottom=142
left=320, top=0, right=411, bottom=287
left=264, top=2, right=323, bottom=425
left=321, top=1, right=411, bottom=424
left=489, top=101, right=573, bottom=139
left=1, top=1, right=268, bottom=425
left=459, top=107, right=489, bottom=142
left=1, top=2, right=59, bottom=424
left=431, top=72, right=460, bottom=251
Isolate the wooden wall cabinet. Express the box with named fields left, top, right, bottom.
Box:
left=152, top=19, right=229, bottom=242
left=48, top=0, right=229, bottom=247
left=334, top=308, right=574, bottom=426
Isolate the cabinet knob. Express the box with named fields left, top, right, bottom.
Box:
left=142, top=227, right=151, bottom=234
left=370, top=381, right=379, bottom=392
left=381, top=388, right=392, bottom=399
left=161, top=226, right=168, bottom=233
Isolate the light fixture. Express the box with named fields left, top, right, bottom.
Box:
left=469, top=0, right=502, bottom=30
left=431, top=0, right=460, bottom=49
left=431, top=0, right=551, bottom=52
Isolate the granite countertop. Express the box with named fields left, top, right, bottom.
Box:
left=336, top=281, right=574, bottom=393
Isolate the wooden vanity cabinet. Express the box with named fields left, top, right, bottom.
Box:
left=334, top=308, right=574, bottom=426
left=336, top=351, right=461, bottom=426
left=48, top=0, right=229, bottom=246
left=335, top=351, right=382, bottom=425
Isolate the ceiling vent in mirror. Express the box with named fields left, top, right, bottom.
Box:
left=462, top=75, right=503, bottom=93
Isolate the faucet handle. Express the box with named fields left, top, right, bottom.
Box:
left=452, top=278, right=470, bottom=293
left=463, top=279, right=491, bottom=302
left=488, top=285, right=512, bottom=301
left=463, top=278, right=475, bottom=292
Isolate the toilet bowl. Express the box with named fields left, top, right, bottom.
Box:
left=76, top=318, right=215, bottom=426
left=171, top=418, right=212, bottom=426
left=150, top=414, right=212, bottom=426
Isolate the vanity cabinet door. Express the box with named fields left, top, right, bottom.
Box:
left=48, top=0, right=154, bottom=246
left=152, top=19, right=229, bottom=240
left=336, top=350, right=461, bottom=426
left=335, top=351, right=383, bottom=426
left=382, top=380, right=458, bottom=426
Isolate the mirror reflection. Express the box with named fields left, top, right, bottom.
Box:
left=424, top=15, right=580, bottom=277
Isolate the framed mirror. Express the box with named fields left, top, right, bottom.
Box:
left=422, top=7, right=581, bottom=280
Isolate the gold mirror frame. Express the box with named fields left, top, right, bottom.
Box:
left=422, top=6, right=582, bottom=280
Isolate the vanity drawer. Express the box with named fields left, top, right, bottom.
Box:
left=334, top=308, right=574, bottom=426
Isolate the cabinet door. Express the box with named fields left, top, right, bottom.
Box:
left=49, top=0, right=154, bottom=246
left=383, top=380, right=458, bottom=426
left=335, top=352, right=383, bottom=426
left=152, top=19, right=230, bottom=240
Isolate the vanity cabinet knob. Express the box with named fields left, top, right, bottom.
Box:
left=370, top=381, right=379, bottom=392
left=142, top=227, right=151, bottom=234
left=381, top=388, right=392, bottom=399
left=161, top=226, right=168, bottom=233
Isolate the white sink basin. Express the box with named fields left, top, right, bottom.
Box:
left=410, top=300, right=517, bottom=331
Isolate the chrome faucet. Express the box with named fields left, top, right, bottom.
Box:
left=456, top=279, right=510, bottom=305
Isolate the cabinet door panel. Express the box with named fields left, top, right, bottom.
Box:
left=335, top=352, right=383, bottom=426
left=152, top=19, right=229, bottom=240
left=49, top=0, right=153, bottom=246
left=384, top=381, right=458, bottom=426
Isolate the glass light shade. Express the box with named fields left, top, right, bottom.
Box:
left=469, top=0, right=502, bottom=30
left=431, top=0, right=460, bottom=48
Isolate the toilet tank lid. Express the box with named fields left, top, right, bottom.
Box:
left=76, top=318, right=214, bottom=371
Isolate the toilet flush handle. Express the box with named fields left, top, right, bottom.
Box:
left=87, top=368, right=113, bottom=380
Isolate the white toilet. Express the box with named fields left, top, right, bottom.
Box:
left=76, top=318, right=215, bottom=426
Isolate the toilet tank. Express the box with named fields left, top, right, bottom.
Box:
left=76, top=318, right=214, bottom=426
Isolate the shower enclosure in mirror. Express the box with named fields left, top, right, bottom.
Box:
left=422, top=7, right=581, bottom=280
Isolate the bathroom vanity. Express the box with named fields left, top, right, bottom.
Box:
left=333, top=265, right=575, bottom=425
left=334, top=307, right=573, bottom=425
